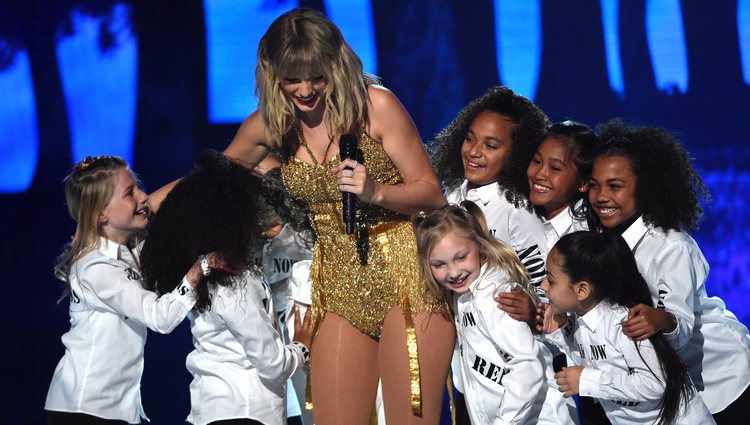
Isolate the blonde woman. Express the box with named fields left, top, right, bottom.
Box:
left=152, top=7, right=454, bottom=424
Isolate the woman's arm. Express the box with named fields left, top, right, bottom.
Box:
left=332, top=86, right=445, bottom=215
left=223, top=110, right=274, bottom=168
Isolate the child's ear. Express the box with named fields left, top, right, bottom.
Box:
left=577, top=180, right=589, bottom=192
left=575, top=280, right=593, bottom=301
left=99, top=213, right=108, bottom=224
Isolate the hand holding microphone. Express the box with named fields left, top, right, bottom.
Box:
left=338, top=134, right=359, bottom=234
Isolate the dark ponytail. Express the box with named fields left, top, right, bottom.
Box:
left=554, top=231, right=693, bottom=425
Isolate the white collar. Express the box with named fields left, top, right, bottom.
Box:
left=460, top=180, right=500, bottom=206
left=544, top=204, right=577, bottom=236
left=578, top=299, right=611, bottom=332
left=621, top=215, right=650, bottom=251
left=97, top=236, right=139, bottom=262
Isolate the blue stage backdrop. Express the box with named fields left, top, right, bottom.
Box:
left=1, top=1, right=748, bottom=424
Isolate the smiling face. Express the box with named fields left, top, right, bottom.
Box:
left=428, top=231, right=482, bottom=294
left=588, top=155, right=639, bottom=229
left=461, top=110, right=516, bottom=189
left=527, top=136, right=585, bottom=218
left=99, top=168, right=149, bottom=245
left=280, top=75, right=327, bottom=112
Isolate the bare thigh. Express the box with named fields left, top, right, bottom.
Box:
left=310, top=312, right=380, bottom=425
left=379, top=306, right=456, bottom=424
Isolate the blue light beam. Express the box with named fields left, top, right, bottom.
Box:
left=601, top=0, right=625, bottom=97
left=0, top=51, right=38, bottom=193
left=645, top=0, right=689, bottom=94
left=494, top=0, right=542, bottom=100
left=56, top=4, right=137, bottom=164
left=324, top=0, right=377, bottom=75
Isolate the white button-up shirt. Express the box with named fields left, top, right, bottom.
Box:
left=45, top=237, right=196, bottom=423
left=455, top=265, right=546, bottom=425
left=547, top=301, right=714, bottom=424
left=447, top=181, right=548, bottom=286
left=185, top=271, right=305, bottom=425
left=256, top=224, right=313, bottom=322
left=541, top=203, right=589, bottom=251
left=622, top=216, right=750, bottom=413
left=447, top=182, right=578, bottom=425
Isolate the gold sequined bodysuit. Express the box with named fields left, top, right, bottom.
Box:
left=282, top=128, right=448, bottom=338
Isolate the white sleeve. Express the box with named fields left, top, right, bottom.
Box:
left=650, top=240, right=706, bottom=350
left=508, top=208, right=548, bottom=286
left=79, top=259, right=196, bottom=333
left=215, top=278, right=305, bottom=386
left=478, top=290, right=544, bottom=424
left=545, top=315, right=581, bottom=363
left=578, top=323, right=665, bottom=402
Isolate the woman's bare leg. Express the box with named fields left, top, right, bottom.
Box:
left=310, top=313, right=380, bottom=425
left=379, top=307, right=456, bottom=424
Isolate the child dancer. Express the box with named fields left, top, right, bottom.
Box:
left=139, top=150, right=313, bottom=425
left=45, top=156, right=209, bottom=424
left=538, top=231, right=714, bottom=425
left=526, top=121, right=605, bottom=424
left=432, top=86, right=578, bottom=425
left=414, top=201, right=546, bottom=425
left=588, top=121, right=750, bottom=423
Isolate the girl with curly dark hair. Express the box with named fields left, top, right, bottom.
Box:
left=589, top=120, right=750, bottom=423
left=431, top=85, right=550, bottom=287
left=140, top=150, right=314, bottom=425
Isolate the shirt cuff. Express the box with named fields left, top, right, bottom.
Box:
left=291, top=340, right=310, bottom=366
left=174, top=276, right=198, bottom=308
left=578, top=367, right=603, bottom=398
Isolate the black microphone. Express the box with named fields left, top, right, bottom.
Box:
left=339, top=134, right=358, bottom=234
left=553, top=353, right=567, bottom=373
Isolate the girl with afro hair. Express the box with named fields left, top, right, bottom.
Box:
left=588, top=120, right=750, bottom=423
left=140, top=150, right=313, bottom=425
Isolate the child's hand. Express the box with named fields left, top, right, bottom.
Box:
left=495, top=288, right=535, bottom=325
left=186, top=252, right=245, bottom=287
left=622, top=304, right=676, bottom=340
left=554, top=366, right=583, bottom=398
left=536, top=302, right=566, bottom=334
left=293, top=304, right=313, bottom=350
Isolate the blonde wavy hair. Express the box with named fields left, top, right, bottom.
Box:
left=413, top=201, right=538, bottom=303
left=255, top=7, right=379, bottom=153
left=54, top=156, right=133, bottom=297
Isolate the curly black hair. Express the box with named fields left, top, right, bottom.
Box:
left=429, top=85, right=549, bottom=208
left=140, top=149, right=312, bottom=311
left=593, top=120, right=710, bottom=233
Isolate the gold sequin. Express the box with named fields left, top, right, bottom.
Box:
left=282, top=129, right=448, bottom=337
left=282, top=129, right=449, bottom=415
